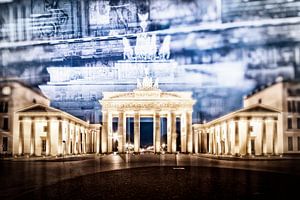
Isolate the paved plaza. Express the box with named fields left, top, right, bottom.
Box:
left=1, top=154, right=300, bottom=199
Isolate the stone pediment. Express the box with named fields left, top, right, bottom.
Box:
left=17, top=104, right=60, bottom=113
left=238, top=104, right=280, bottom=113
left=201, top=104, right=280, bottom=126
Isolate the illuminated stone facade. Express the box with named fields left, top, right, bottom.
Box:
left=193, top=80, right=300, bottom=156
left=0, top=81, right=50, bottom=155
left=15, top=104, right=101, bottom=156
left=193, top=105, right=280, bottom=155
left=0, top=80, right=101, bottom=156
left=100, top=73, right=195, bottom=153
left=244, top=80, right=300, bottom=154
left=3, top=78, right=300, bottom=156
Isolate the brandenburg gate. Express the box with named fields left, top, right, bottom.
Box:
left=100, top=73, right=195, bottom=153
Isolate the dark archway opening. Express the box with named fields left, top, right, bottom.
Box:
left=176, top=117, right=181, bottom=152
left=160, top=117, right=167, bottom=151
left=140, top=117, right=154, bottom=150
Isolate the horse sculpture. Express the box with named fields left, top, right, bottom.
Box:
left=149, top=34, right=157, bottom=60
left=123, top=37, right=133, bottom=60
left=134, top=34, right=142, bottom=60
left=159, top=35, right=171, bottom=60
left=134, top=33, right=150, bottom=60
left=138, top=13, right=149, bottom=32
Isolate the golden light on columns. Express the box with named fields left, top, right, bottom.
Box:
left=193, top=104, right=280, bottom=157
left=99, top=74, right=195, bottom=154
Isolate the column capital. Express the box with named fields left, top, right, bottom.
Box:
left=60, top=118, right=69, bottom=123
left=134, top=111, right=140, bottom=115
left=47, top=116, right=58, bottom=120
left=75, top=124, right=80, bottom=128
left=187, top=111, right=193, bottom=115
left=229, top=119, right=236, bottom=123
left=34, top=116, right=47, bottom=121
left=69, top=122, right=75, bottom=128
left=20, top=116, right=32, bottom=122
left=250, top=116, right=264, bottom=121
left=238, top=117, right=248, bottom=121
left=264, top=117, right=275, bottom=122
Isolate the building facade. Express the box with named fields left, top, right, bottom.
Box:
left=193, top=104, right=280, bottom=156
left=2, top=78, right=300, bottom=156
left=0, top=80, right=101, bottom=156
left=244, top=80, right=300, bottom=154
left=194, top=80, right=300, bottom=156
left=100, top=73, right=195, bottom=154
left=15, top=104, right=101, bottom=156
left=0, top=80, right=50, bottom=155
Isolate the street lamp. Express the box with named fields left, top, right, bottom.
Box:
left=161, top=143, right=166, bottom=154
left=127, top=143, right=133, bottom=153
left=125, top=143, right=129, bottom=154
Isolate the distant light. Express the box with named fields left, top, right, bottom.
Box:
left=112, top=132, right=118, bottom=141
left=173, top=167, right=185, bottom=170
left=276, top=76, right=284, bottom=83
left=2, top=86, right=11, bottom=95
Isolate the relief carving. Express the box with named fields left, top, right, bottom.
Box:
left=33, top=0, right=68, bottom=38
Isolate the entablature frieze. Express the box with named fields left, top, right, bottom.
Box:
left=101, top=101, right=194, bottom=110
left=102, top=91, right=193, bottom=100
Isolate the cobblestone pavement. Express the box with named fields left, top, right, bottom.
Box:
left=15, top=166, right=299, bottom=200
left=1, top=153, right=300, bottom=199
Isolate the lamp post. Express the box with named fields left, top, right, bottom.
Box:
left=128, top=143, right=133, bottom=153
left=125, top=143, right=129, bottom=154
left=161, top=143, right=166, bottom=154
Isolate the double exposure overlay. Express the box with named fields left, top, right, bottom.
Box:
left=1, top=0, right=299, bottom=124
left=1, top=1, right=300, bottom=200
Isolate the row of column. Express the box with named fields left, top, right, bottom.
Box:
left=14, top=116, right=99, bottom=156
left=7, top=3, right=32, bottom=42
left=196, top=117, right=278, bottom=156
left=4, top=1, right=90, bottom=42
left=101, top=111, right=193, bottom=154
